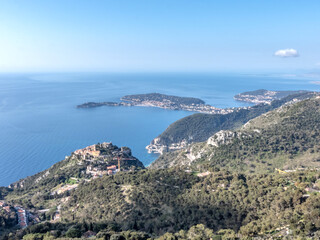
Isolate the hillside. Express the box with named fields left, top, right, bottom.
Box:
left=121, top=93, right=205, bottom=105
left=147, top=91, right=317, bottom=154
left=3, top=95, right=320, bottom=239
left=3, top=169, right=320, bottom=239
left=234, top=89, right=309, bottom=104
left=0, top=143, right=143, bottom=233
left=9, top=142, right=143, bottom=192
left=150, top=96, right=320, bottom=173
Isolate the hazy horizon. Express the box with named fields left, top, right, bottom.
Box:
left=0, top=0, right=319, bottom=73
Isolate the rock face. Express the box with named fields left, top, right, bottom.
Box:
left=149, top=126, right=264, bottom=170
left=207, top=130, right=237, bottom=147
left=206, top=130, right=254, bottom=147
left=146, top=138, right=188, bottom=155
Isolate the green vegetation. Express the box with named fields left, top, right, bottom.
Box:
left=0, top=207, right=17, bottom=230
left=3, top=93, right=320, bottom=239
left=199, top=97, right=320, bottom=172
left=0, top=188, right=12, bottom=200
left=4, top=169, right=320, bottom=239
left=152, top=92, right=316, bottom=147
left=151, top=97, right=320, bottom=173
left=121, top=93, right=205, bottom=105
left=234, top=89, right=309, bottom=103
left=5, top=143, right=144, bottom=210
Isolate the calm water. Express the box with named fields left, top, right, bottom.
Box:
left=0, top=72, right=318, bottom=186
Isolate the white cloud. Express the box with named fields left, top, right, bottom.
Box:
left=274, top=49, right=299, bottom=58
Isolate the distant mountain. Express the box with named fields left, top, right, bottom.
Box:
left=147, top=91, right=317, bottom=154
left=150, top=96, right=320, bottom=173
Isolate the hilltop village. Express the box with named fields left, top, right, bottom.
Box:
left=0, top=143, right=144, bottom=231
left=73, top=142, right=142, bottom=178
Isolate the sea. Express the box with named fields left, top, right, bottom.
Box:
left=0, top=72, right=319, bottom=186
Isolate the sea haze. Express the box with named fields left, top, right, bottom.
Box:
left=0, top=72, right=319, bottom=186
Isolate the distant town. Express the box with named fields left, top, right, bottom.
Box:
left=234, top=89, right=310, bottom=104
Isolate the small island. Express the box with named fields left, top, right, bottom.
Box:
left=77, top=93, right=234, bottom=114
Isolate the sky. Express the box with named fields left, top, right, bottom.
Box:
left=0, top=0, right=319, bottom=73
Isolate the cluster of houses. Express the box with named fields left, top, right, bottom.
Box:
left=15, top=206, right=28, bottom=228
left=130, top=99, right=235, bottom=115
left=0, top=201, right=11, bottom=213
left=1, top=201, right=28, bottom=228
left=86, top=164, right=118, bottom=178
left=179, top=103, right=235, bottom=114
left=73, top=142, right=138, bottom=179
left=1, top=201, right=39, bottom=229
left=48, top=143, right=139, bottom=198
left=74, top=144, right=101, bottom=160
left=74, top=143, right=119, bottom=177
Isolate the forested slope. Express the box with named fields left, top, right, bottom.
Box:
left=5, top=169, right=320, bottom=239
left=149, top=92, right=316, bottom=150
left=150, top=97, right=320, bottom=172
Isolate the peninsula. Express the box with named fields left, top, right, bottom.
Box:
left=234, top=89, right=310, bottom=104
left=77, top=101, right=134, bottom=108
left=77, top=93, right=234, bottom=114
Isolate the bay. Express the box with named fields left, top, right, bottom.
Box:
left=0, top=72, right=318, bottom=186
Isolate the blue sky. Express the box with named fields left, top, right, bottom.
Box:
left=0, top=0, right=319, bottom=72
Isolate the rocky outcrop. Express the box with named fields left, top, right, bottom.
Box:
left=150, top=129, right=259, bottom=169
left=9, top=142, right=145, bottom=191
left=207, top=130, right=237, bottom=147
left=206, top=130, right=255, bottom=147
left=146, top=138, right=188, bottom=154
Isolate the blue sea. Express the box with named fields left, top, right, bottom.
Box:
left=0, top=72, right=319, bottom=186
